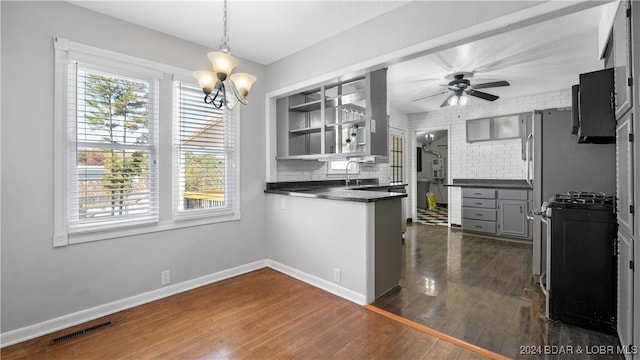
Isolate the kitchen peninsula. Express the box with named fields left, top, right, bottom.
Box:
left=265, top=180, right=407, bottom=304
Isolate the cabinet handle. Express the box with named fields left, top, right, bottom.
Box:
left=475, top=202, right=483, bottom=205
left=476, top=213, right=483, bottom=216
left=475, top=225, right=482, bottom=228
left=474, top=192, right=483, bottom=195
left=520, top=206, right=523, bottom=214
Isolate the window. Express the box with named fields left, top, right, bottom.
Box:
left=173, top=81, right=238, bottom=219
left=390, top=129, right=404, bottom=183
left=53, top=38, right=241, bottom=246
left=327, top=160, right=359, bottom=175
left=66, top=61, right=159, bottom=234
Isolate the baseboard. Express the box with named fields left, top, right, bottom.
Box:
left=266, top=260, right=367, bottom=305
left=0, top=260, right=267, bottom=348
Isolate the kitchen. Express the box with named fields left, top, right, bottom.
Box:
left=1, top=1, right=639, bottom=359
left=264, top=1, right=638, bottom=359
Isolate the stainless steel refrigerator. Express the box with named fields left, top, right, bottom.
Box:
left=530, top=108, right=616, bottom=275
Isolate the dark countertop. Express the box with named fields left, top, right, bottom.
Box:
left=447, top=179, right=532, bottom=190
left=265, top=179, right=408, bottom=203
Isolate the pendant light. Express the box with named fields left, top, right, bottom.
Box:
left=193, top=0, right=256, bottom=109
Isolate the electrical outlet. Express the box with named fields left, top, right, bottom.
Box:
left=161, top=270, right=170, bottom=286
left=333, top=268, right=341, bottom=283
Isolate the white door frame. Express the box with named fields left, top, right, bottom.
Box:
left=411, top=125, right=451, bottom=225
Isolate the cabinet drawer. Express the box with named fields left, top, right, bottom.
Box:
left=498, top=189, right=528, bottom=200
left=463, top=208, right=497, bottom=221
left=462, top=219, right=497, bottom=234
left=462, top=198, right=496, bottom=209
left=462, top=188, right=496, bottom=199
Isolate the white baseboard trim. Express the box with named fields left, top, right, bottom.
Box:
left=0, top=260, right=267, bottom=348
left=266, top=260, right=367, bottom=306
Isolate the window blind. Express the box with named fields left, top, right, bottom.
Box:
left=173, top=81, right=237, bottom=219
left=67, top=61, right=159, bottom=233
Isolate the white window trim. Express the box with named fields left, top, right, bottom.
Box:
left=53, top=38, right=241, bottom=247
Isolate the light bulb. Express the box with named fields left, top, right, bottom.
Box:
left=193, top=70, right=217, bottom=94
left=459, top=95, right=469, bottom=106
left=230, top=73, right=257, bottom=98
left=207, top=51, right=238, bottom=81
left=448, top=95, right=459, bottom=106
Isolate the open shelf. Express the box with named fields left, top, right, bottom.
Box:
left=290, top=126, right=322, bottom=134
left=289, top=100, right=322, bottom=112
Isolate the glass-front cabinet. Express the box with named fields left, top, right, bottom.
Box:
left=324, top=77, right=367, bottom=155
left=276, top=69, right=388, bottom=160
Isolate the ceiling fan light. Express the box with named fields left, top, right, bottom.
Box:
left=448, top=95, right=459, bottom=106
left=459, top=95, right=469, bottom=106
left=207, top=51, right=239, bottom=81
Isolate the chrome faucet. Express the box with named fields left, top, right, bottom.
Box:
left=345, top=160, right=358, bottom=186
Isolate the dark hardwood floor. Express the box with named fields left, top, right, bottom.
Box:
left=2, top=268, right=489, bottom=360
left=373, top=223, right=624, bottom=360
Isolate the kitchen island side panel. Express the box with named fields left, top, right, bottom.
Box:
left=265, top=194, right=370, bottom=302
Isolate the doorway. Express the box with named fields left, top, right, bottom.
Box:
left=415, top=128, right=449, bottom=226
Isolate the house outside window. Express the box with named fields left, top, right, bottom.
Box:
left=173, top=81, right=238, bottom=219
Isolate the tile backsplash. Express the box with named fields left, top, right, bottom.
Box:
left=276, top=160, right=389, bottom=183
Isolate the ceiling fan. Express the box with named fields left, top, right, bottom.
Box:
left=413, top=73, right=510, bottom=107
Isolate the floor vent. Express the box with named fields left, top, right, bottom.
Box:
left=50, top=320, right=114, bottom=345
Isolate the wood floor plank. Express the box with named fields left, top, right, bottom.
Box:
left=1, top=268, right=488, bottom=360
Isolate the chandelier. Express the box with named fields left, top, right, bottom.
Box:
left=193, top=0, right=256, bottom=109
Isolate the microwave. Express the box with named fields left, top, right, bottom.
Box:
left=571, top=68, right=615, bottom=144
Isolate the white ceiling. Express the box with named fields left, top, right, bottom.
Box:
left=389, top=4, right=606, bottom=114
left=68, top=1, right=607, bottom=115
left=68, top=0, right=410, bottom=65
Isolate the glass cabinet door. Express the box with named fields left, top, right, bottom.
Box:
left=324, top=77, right=367, bottom=155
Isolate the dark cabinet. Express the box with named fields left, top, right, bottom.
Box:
left=573, top=68, right=616, bottom=143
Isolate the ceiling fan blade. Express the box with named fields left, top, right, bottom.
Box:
left=412, top=90, right=450, bottom=102
left=472, top=80, right=510, bottom=89
left=440, top=94, right=457, bottom=107
left=467, top=90, right=499, bottom=101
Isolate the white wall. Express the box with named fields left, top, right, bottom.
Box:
left=1, top=1, right=266, bottom=336
left=264, top=1, right=545, bottom=93
left=408, top=89, right=572, bottom=223
left=266, top=194, right=372, bottom=304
